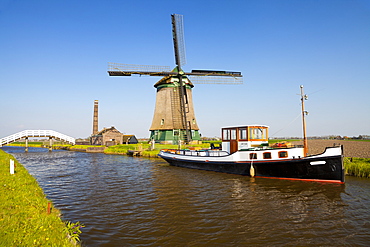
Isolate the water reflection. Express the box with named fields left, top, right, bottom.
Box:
left=2, top=146, right=369, bottom=246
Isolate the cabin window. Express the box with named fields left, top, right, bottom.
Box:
left=223, top=129, right=230, bottom=140
left=248, top=127, right=267, bottom=140
left=239, top=128, right=247, bottom=140
left=250, top=153, right=257, bottom=159
left=231, top=129, right=237, bottom=140
left=263, top=152, right=272, bottom=159
left=278, top=151, right=288, bottom=158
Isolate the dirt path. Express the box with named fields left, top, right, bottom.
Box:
left=291, top=140, right=370, bottom=158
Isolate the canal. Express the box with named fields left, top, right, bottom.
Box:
left=2, top=146, right=370, bottom=246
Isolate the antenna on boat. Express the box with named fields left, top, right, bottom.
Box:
left=300, top=85, right=309, bottom=157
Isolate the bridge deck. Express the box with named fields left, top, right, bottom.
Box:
left=0, top=130, right=75, bottom=146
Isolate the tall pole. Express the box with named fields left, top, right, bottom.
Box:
left=300, top=85, right=308, bottom=157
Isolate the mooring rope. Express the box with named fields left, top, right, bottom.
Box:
left=270, top=112, right=302, bottom=138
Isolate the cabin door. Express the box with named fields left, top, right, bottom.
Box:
left=230, top=140, right=238, bottom=154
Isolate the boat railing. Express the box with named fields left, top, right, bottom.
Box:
left=162, top=149, right=229, bottom=157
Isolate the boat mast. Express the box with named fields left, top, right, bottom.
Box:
left=300, top=85, right=308, bottom=157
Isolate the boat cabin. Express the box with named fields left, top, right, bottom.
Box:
left=221, top=125, right=269, bottom=154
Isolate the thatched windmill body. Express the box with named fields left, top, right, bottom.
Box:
left=108, top=14, right=242, bottom=144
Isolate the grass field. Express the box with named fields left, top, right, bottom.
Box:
left=0, top=149, right=81, bottom=246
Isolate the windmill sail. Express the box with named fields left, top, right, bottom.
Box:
left=171, top=14, right=191, bottom=143
left=188, top=76, right=243, bottom=84
left=171, top=14, right=186, bottom=68
left=108, top=63, right=172, bottom=76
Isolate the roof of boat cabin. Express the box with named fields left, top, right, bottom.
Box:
left=221, top=125, right=269, bottom=129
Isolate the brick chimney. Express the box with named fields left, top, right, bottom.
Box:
left=92, top=100, right=99, bottom=135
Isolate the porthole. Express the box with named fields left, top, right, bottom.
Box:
left=250, top=153, right=257, bottom=159
left=263, top=152, right=271, bottom=159
left=278, top=151, right=288, bottom=158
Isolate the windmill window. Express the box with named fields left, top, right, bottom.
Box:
left=192, top=119, right=195, bottom=124
left=161, top=119, right=165, bottom=125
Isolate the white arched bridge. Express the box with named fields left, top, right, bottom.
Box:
left=0, top=130, right=75, bottom=147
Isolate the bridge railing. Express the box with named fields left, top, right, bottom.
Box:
left=0, top=130, right=76, bottom=146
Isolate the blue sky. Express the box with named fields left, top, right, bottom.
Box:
left=1, top=0, right=369, bottom=139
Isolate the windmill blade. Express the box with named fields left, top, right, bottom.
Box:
left=108, top=71, right=177, bottom=76
left=188, top=76, right=243, bottom=85
left=188, top=69, right=242, bottom=77
left=171, top=14, right=186, bottom=68
left=108, top=63, right=173, bottom=76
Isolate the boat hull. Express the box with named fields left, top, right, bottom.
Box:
left=159, top=149, right=344, bottom=183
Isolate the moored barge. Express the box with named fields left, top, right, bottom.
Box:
left=159, top=125, right=344, bottom=183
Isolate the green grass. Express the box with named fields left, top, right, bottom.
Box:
left=0, top=149, right=80, bottom=246
left=7, top=143, right=74, bottom=150
left=344, top=157, right=370, bottom=178
left=68, top=145, right=99, bottom=150
left=268, top=139, right=300, bottom=144
left=12, top=141, right=44, bottom=145
left=104, top=143, right=211, bottom=157
left=7, top=143, right=44, bottom=148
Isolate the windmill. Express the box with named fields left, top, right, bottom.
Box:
left=108, top=14, right=243, bottom=144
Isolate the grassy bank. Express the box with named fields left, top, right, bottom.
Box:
left=8, top=143, right=43, bottom=148
left=104, top=143, right=210, bottom=157
left=344, top=157, right=370, bottom=178
left=0, top=149, right=80, bottom=246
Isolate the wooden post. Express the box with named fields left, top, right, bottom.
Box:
left=25, top=137, right=28, bottom=152
left=151, top=139, right=155, bottom=150
left=49, top=137, right=53, bottom=152
left=10, top=159, right=14, bottom=174
left=47, top=202, right=51, bottom=214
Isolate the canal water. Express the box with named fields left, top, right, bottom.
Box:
left=2, top=146, right=370, bottom=246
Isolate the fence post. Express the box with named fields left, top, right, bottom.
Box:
left=25, top=137, right=29, bottom=152
left=47, top=202, right=51, bottom=214
left=10, top=159, right=15, bottom=174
